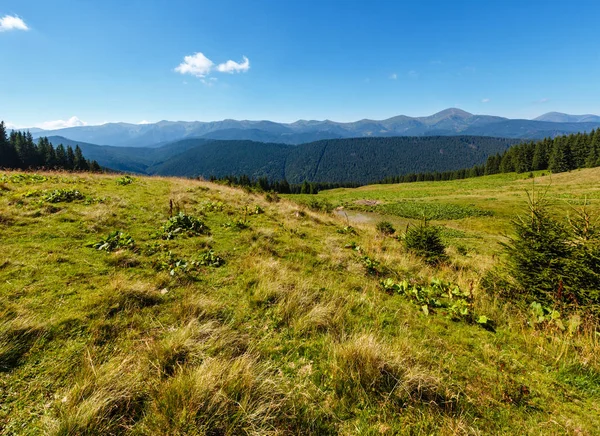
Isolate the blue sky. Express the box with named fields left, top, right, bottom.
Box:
left=1, top=0, right=600, bottom=128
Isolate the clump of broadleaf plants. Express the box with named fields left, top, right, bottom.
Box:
left=89, top=231, right=135, bottom=252
left=152, top=249, right=224, bottom=276
left=43, top=189, right=85, bottom=203
left=381, top=277, right=493, bottom=329
left=402, top=219, right=448, bottom=265
left=499, top=189, right=600, bottom=315
left=160, top=212, right=210, bottom=240
left=116, top=175, right=135, bottom=186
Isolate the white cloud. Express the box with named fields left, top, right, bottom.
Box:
left=138, top=120, right=151, bottom=125
left=216, top=56, right=250, bottom=73
left=175, top=52, right=250, bottom=80
left=175, top=52, right=214, bottom=78
left=481, top=98, right=490, bottom=103
left=0, top=15, right=28, bottom=32
left=536, top=98, right=550, bottom=103
left=390, top=73, right=397, bottom=80
left=38, top=116, right=88, bottom=130
left=5, top=121, right=17, bottom=129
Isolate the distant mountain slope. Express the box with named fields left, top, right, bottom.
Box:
left=32, top=108, right=600, bottom=147
left=46, top=136, right=208, bottom=173
left=148, top=140, right=291, bottom=180
left=146, top=136, right=518, bottom=184
left=534, top=112, right=600, bottom=123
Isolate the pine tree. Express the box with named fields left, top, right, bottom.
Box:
left=532, top=139, right=549, bottom=170
left=549, top=137, right=573, bottom=173
left=73, top=145, right=89, bottom=170
left=66, top=146, right=75, bottom=170
left=0, top=122, right=19, bottom=168
left=55, top=144, right=68, bottom=168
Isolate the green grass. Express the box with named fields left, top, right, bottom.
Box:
left=0, top=170, right=599, bottom=434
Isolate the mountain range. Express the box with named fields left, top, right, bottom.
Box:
left=31, top=108, right=600, bottom=148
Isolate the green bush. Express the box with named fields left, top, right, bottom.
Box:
left=403, top=220, right=447, bottom=265
left=375, top=220, right=395, bottom=235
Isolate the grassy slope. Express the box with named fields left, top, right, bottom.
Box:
left=0, top=170, right=598, bottom=435
left=294, top=169, right=600, bottom=256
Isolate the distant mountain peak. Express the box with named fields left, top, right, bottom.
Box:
left=535, top=112, right=600, bottom=123
left=430, top=108, right=473, bottom=119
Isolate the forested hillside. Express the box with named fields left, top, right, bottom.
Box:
left=150, top=136, right=517, bottom=183
left=0, top=122, right=99, bottom=171
left=379, top=129, right=600, bottom=184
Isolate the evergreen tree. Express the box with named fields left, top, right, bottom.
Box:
left=55, top=144, right=68, bottom=168
left=66, top=146, right=75, bottom=170
left=73, top=145, right=89, bottom=170
left=549, top=137, right=573, bottom=173
left=532, top=140, right=549, bottom=170
left=0, top=122, right=19, bottom=168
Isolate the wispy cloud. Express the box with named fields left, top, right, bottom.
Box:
left=408, top=70, right=419, bottom=79
left=216, top=56, right=250, bottom=73
left=481, top=98, right=491, bottom=103
left=389, top=73, right=397, bottom=80
left=175, top=52, right=250, bottom=82
left=38, top=116, right=87, bottom=130
left=535, top=98, right=550, bottom=104
left=0, top=15, right=28, bottom=32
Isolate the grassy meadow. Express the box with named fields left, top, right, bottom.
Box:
left=0, top=169, right=599, bottom=435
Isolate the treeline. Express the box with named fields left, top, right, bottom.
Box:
left=208, top=174, right=360, bottom=194
left=0, top=121, right=100, bottom=171
left=379, top=129, right=600, bottom=184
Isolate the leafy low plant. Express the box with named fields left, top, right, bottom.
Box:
left=196, top=250, right=225, bottom=267
left=89, top=231, right=135, bottom=252
left=381, top=277, right=493, bottom=329
left=44, top=189, right=85, bottom=203
left=152, top=251, right=190, bottom=276
left=222, top=219, right=249, bottom=231
left=200, top=200, right=224, bottom=212
left=116, top=175, right=135, bottom=186
left=376, top=220, right=395, bottom=235
left=403, top=220, right=448, bottom=265
left=160, top=212, right=210, bottom=240
left=337, top=226, right=358, bottom=235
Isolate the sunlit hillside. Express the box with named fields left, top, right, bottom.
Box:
left=0, top=170, right=599, bottom=435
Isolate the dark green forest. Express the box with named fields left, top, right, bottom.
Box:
left=147, top=135, right=518, bottom=183
left=0, top=122, right=100, bottom=171
left=379, top=129, right=600, bottom=184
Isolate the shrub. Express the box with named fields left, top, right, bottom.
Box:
left=403, top=220, right=447, bottom=265
left=375, top=220, right=395, bottom=235
left=161, top=212, right=210, bottom=240
left=44, top=189, right=85, bottom=203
